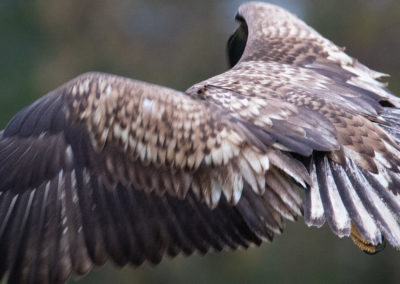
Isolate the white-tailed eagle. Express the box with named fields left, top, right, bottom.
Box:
left=1, top=1, right=400, bottom=283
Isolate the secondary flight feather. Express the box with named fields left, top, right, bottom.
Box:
left=1, top=2, right=400, bottom=283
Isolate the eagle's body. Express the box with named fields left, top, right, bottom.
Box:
left=1, top=2, right=400, bottom=283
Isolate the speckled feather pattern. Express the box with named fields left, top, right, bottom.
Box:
left=1, top=2, right=400, bottom=283
left=62, top=73, right=283, bottom=207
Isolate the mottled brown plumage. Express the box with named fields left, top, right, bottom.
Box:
left=1, top=2, right=400, bottom=283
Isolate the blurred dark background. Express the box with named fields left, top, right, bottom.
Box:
left=1, top=0, right=400, bottom=283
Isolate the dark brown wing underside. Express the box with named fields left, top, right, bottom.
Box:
left=0, top=161, right=284, bottom=283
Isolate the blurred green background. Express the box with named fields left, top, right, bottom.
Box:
left=1, top=0, right=400, bottom=283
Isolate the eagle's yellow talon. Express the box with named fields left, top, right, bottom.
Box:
left=350, top=224, right=385, bottom=255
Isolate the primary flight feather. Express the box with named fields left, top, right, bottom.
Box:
left=1, top=1, right=400, bottom=283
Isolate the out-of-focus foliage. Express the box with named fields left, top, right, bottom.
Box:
left=0, top=0, right=400, bottom=283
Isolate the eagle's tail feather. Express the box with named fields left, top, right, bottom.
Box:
left=305, top=152, right=400, bottom=253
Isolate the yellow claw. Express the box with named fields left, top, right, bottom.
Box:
left=350, top=224, right=385, bottom=255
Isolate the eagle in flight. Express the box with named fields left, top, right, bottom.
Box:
left=1, top=1, right=400, bottom=283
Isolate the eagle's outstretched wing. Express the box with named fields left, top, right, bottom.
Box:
left=0, top=72, right=312, bottom=283
left=1, top=1, right=400, bottom=283
left=210, top=1, right=400, bottom=250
